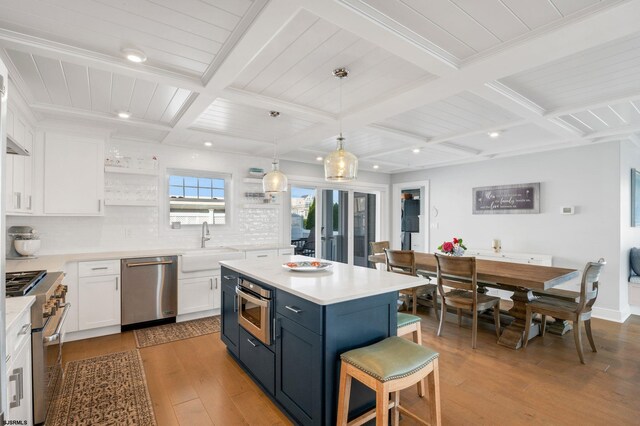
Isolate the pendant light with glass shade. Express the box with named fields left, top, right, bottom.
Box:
left=262, top=111, right=288, bottom=194
left=324, top=67, right=358, bottom=181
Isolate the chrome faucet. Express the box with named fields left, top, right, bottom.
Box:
left=201, top=221, right=211, bottom=248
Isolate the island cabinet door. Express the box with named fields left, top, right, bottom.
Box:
left=275, top=314, right=323, bottom=425
left=220, top=270, right=239, bottom=356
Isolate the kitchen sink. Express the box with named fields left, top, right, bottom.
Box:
left=180, top=247, right=244, bottom=272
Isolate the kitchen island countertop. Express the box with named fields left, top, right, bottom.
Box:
left=220, top=255, right=428, bottom=305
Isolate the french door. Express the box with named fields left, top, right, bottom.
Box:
left=290, top=186, right=380, bottom=265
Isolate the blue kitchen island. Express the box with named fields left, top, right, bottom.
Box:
left=219, top=256, right=428, bottom=426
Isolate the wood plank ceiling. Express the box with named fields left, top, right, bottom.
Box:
left=0, top=0, right=638, bottom=173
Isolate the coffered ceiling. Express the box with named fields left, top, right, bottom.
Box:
left=0, top=0, right=638, bottom=173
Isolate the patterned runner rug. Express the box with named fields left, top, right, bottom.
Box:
left=134, top=316, right=220, bottom=348
left=47, top=350, right=156, bottom=426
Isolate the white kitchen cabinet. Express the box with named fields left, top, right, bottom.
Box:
left=278, top=247, right=295, bottom=256
left=245, top=249, right=277, bottom=260
left=78, top=260, right=121, bottom=330
left=178, top=272, right=220, bottom=315
left=6, top=309, right=33, bottom=425
left=5, top=105, right=34, bottom=214
left=43, top=132, right=104, bottom=215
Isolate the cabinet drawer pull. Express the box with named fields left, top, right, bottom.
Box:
left=91, top=267, right=109, bottom=270
left=116, top=277, right=119, bottom=291
left=210, top=278, right=213, bottom=290
left=256, top=255, right=268, bottom=258
left=9, top=367, right=23, bottom=408
left=285, top=305, right=302, bottom=314
left=247, top=338, right=258, bottom=347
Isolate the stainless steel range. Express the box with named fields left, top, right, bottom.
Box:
left=5, top=270, right=69, bottom=425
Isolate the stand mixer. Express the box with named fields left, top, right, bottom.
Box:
left=7, top=225, right=41, bottom=259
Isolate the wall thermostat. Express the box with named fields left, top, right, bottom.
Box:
left=561, top=206, right=575, bottom=215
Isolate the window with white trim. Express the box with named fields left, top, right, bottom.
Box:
left=168, top=171, right=229, bottom=225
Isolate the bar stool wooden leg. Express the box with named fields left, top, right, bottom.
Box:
left=392, top=391, right=400, bottom=426
left=412, top=290, right=418, bottom=315
left=336, top=361, right=352, bottom=426
left=428, top=358, right=442, bottom=426
left=375, top=381, right=389, bottom=426
left=414, top=322, right=425, bottom=397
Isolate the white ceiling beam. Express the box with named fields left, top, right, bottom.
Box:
left=30, top=103, right=172, bottom=131
left=545, top=92, right=640, bottom=118
left=0, top=29, right=204, bottom=92
left=293, top=0, right=454, bottom=76
left=221, top=87, right=336, bottom=123
left=586, top=123, right=640, bottom=139
left=162, top=0, right=302, bottom=144
left=366, top=124, right=482, bottom=155
left=340, top=0, right=640, bottom=130
left=470, top=85, right=583, bottom=138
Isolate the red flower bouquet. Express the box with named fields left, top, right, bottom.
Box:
left=438, top=237, right=467, bottom=256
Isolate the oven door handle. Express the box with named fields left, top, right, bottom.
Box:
left=235, top=287, right=269, bottom=308
left=44, top=303, right=71, bottom=343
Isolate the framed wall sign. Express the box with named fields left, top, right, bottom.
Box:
left=632, top=169, right=640, bottom=227
left=473, top=182, right=540, bottom=214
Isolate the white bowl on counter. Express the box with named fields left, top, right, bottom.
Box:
left=14, top=239, right=41, bottom=256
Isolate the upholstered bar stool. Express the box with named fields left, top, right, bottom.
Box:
left=397, top=312, right=425, bottom=396
left=336, top=337, right=441, bottom=426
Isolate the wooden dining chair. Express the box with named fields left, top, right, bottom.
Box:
left=435, top=254, right=501, bottom=349
left=369, top=241, right=390, bottom=270
left=369, top=241, right=390, bottom=255
left=523, top=258, right=606, bottom=364
left=385, top=249, right=438, bottom=318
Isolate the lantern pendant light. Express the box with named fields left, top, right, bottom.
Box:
left=324, top=67, right=358, bottom=181
left=263, top=111, right=288, bottom=194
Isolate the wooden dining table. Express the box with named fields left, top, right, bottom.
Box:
left=369, top=252, right=579, bottom=349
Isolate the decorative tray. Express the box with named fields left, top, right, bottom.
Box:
left=282, top=261, right=333, bottom=272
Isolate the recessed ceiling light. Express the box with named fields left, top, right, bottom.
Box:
left=117, top=111, right=131, bottom=119
left=204, top=141, right=212, bottom=147
left=122, top=48, right=147, bottom=63
left=316, top=156, right=323, bottom=161
left=412, top=148, right=420, bottom=153
left=488, top=130, right=502, bottom=138
left=373, top=164, right=379, bottom=169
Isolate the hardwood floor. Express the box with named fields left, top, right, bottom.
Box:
left=62, top=311, right=640, bottom=425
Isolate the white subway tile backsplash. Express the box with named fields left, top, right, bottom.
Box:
left=7, top=139, right=282, bottom=255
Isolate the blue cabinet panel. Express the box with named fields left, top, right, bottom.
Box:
left=239, top=327, right=275, bottom=394
left=275, top=314, right=322, bottom=425
left=220, top=267, right=239, bottom=356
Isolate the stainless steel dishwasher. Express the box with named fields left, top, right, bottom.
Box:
left=121, top=256, right=178, bottom=328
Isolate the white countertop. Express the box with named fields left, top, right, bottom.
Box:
left=6, top=296, right=35, bottom=331
left=220, top=255, right=428, bottom=305
left=6, top=243, right=294, bottom=273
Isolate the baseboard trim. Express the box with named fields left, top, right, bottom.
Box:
left=177, top=309, right=220, bottom=323
left=630, top=305, right=640, bottom=316
left=64, top=325, right=121, bottom=342
left=592, top=306, right=630, bottom=323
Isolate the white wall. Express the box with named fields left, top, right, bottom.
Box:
left=391, top=141, right=628, bottom=321
left=8, top=136, right=390, bottom=255
left=620, top=140, right=640, bottom=311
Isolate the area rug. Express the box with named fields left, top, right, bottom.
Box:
left=46, top=350, right=156, bottom=426
left=133, top=316, right=220, bottom=348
